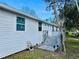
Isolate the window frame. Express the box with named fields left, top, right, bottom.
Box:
left=52, top=26, right=54, bottom=31
left=38, top=22, right=42, bottom=31
left=16, top=17, right=25, bottom=31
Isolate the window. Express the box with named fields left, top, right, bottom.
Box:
left=52, top=26, right=54, bottom=31
left=57, top=45, right=59, bottom=47
left=16, top=17, right=25, bottom=31
left=56, top=27, right=58, bottom=31
left=53, top=45, right=55, bottom=48
left=38, top=22, right=42, bottom=31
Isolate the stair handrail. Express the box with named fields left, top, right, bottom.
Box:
left=42, top=30, right=48, bottom=44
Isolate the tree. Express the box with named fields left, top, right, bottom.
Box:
left=60, top=1, right=79, bottom=31
left=43, top=0, right=75, bottom=30
left=43, top=0, right=75, bottom=52
left=43, top=0, right=68, bottom=52
left=20, top=6, right=37, bottom=17
left=43, top=0, right=70, bottom=16
left=44, top=0, right=62, bottom=18
left=43, top=0, right=69, bottom=27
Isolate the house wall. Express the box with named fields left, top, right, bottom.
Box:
left=0, top=9, right=40, bottom=58
left=0, top=9, right=55, bottom=58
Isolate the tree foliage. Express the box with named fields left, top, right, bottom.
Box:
left=62, top=2, right=79, bottom=31
left=20, top=6, right=37, bottom=17
left=43, top=0, right=69, bottom=13
left=44, top=0, right=79, bottom=31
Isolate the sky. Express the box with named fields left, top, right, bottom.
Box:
left=0, top=0, right=53, bottom=20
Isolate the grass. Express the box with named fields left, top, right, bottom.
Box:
left=65, top=39, right=79, bottom=59
left=3, top=39, right=79, bottom=59
left=3, top=49, right=65, bottom=59
left=66, top=32, right=79, bottom=38
left=3, top=49, right=62, bottom=59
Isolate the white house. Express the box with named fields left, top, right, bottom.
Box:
left=0, top=3, right=61, bottom=58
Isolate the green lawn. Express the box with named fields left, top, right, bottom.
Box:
left=65, top=39, right=79, bottom=59
left=3, top=49, right=65, bottom=59
left=3, top=39, right=79, bottom=59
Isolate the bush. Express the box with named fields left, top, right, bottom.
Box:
left=66, top=32, right=79, bottom=38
